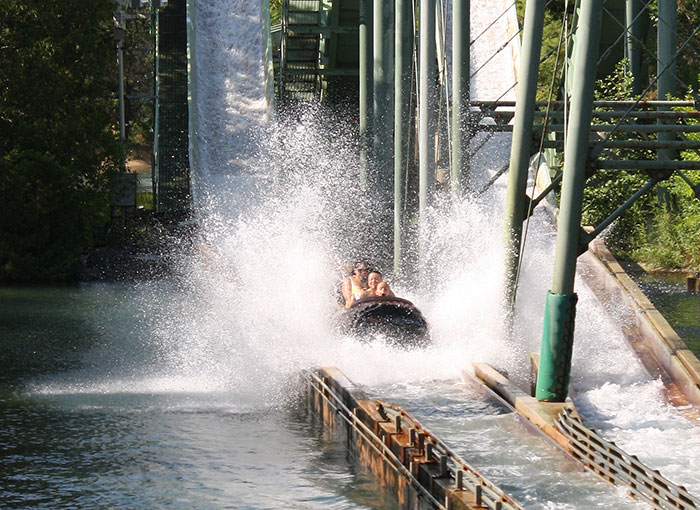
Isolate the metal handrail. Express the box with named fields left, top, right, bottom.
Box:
left=556, top=408, right=700, bottom=510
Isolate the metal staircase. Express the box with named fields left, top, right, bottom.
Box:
left=272, top=0, right=359, bottom=111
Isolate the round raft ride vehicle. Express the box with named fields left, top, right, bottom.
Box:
left=336, top=296, right=430, bottom=349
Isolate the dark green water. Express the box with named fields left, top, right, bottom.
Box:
left=631, top=273, right=700, bottom=353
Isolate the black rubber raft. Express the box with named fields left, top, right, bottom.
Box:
left=336, top=296, right=430, bottom=349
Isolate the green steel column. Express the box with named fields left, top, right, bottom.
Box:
left=418, top=0, right=436, bottom=281
left=625, top=0, right=642, bottom=95
left=394, top=0, right=413, bottom=274
left=451, top=0, right=470, bottom=197
left=373, top=0, right=394, bottom=177
left=536, top=0, right=603, bottom=402
left=657, top=0, right=677, bottom=162
left=359, top=0, right=373, bottom=186
left=374, top=0, right=394, bottom=259
left=503, top=0, right=545, bottom=309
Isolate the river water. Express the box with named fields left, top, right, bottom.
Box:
left=632, top=272, right=700, bottom=352
left=0, top=283, right=399, bottom=509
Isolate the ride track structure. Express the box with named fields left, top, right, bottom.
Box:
left=556, top=408, right=700, bottom=510
left=305, top=367, right=523, bottom=510
left=473, top=362, right=700, bottom=510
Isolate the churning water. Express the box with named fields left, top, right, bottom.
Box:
left=3, top=0, right=700, bottom=509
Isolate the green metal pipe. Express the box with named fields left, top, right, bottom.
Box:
left=469, top=100, right=697, bottom=108
left=625, top=0, right=642, bottom=94
left=487, top=110, right=700, bottom=119
left=537, top=0, right=603, bottom=402
left=502, top=0, right=545, bottom=309
left=551, top=0, right=602, bottom=295
left=451, top=0, right=470, bottom=197
left=394, top=0, right=412, bottom=275
left=530, top=124, right=700, bottom=133
left=374, top=0, right=394, bottom=259
left=374, top=0, right=393, bottom=174
left=359, top=0, right=373, bottom=186
left=418, top=0, right=436, bottom=281
left=419, top=0, right=436, bottom=216
left=657, top=0, right=677, bottom=162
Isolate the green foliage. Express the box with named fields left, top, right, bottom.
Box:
left=584, top=62, right=700, bottom=270
left=137, top=192, right=154, bottom=210
left=516, top=0, right=571, bottom=101
left=270, top=0, right=281, bottom=25
left=0, top=151, right=109, bottom=282
left=594, top=60, right=636, bottom=102
left=0, top=0, right=120, bottom=282
left=633, top=173, right=700, bottom=269
left=631, top=96, right=700, bottom=270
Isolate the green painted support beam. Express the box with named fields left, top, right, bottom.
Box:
left=625, top=0, right=642, bottom=94
left=657, top=0, right=677, bottom=163
left=359, top=0, right=372, bottom=186
left=502, top=0, right=545, bottom=312
left=394, top=0, right=413, bottom=275
left=536, top=0, right=603, bottom=402
left=451, top=0, right=470, bottom=197
left=418, top=0, right=436, bottom=283
left=373, top=0, right=394, bottom=261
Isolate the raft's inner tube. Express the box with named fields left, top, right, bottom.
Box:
left=339, top=296, right=430, bottom=348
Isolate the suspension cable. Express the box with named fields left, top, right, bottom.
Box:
left=470, top=0, right=517, bottom=46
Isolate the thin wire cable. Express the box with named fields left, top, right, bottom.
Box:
left=470, top=0, right=517, bottom=46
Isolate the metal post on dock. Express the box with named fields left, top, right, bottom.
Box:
left=502, top=0, right=545, bottom=314
left=450, top=0, right=470, bottom=198
left=394, top=0, right=413, bottom=275
left=536, top=0, right=603, bottom=402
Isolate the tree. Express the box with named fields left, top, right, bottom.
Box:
left=0, top=0, right=120, bottom=281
